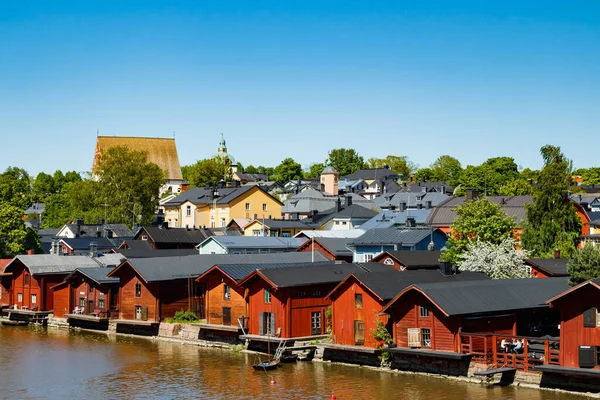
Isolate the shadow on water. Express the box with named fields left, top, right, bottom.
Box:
left=0, top=326, right=581, bottom=399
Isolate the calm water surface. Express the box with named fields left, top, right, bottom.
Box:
left=0, top=326, right=580, bottom=399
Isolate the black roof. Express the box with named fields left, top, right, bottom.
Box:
left=116, top=247, right=198, bottom=258
left=339, top=269, right=489, bottom=302
left=397, top=277, right=570, bottom=316
left=343, top=168, right=400, bottom=181
left=61, top=237, right=116, bottom=250
left=255, top=262, right=392, bottom=288
left=210, top=261, right=337, bottom=282
left=136, top=226, right=209, bottom=244
left=377, top=250, right=442, bottom=268
left=311, top=204, right=378, bottom=226
left=525, top=258, right=569, bottom=276
left=65, top=267, right=119, bottom=285
left=164, top=185, right=277, bottom=206
left=114, top=252, right=329, bottom=283
left=348, top=227, right=435, bottom=247
left=313, top=237, right=354, bottom=257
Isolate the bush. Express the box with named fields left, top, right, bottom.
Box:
left=166, top=309, right=200, bottom=324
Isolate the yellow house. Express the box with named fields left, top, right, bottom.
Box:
left=242, top=219, right=315, bottom=237
left=162, top=184, right=283, bottom=229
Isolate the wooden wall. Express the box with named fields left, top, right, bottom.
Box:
left=52, top=284, right=71, bottom=318
left=199, top=270, right=246, bottom=326
left=158, top=279, right=196, bottom=320
left=247, top=278, right=286, bottom=336
left=329, top=276, right=386, bottom=348
left=117, top=267, right=159, bottom=321
left=553, top=285, right=600, bottom=368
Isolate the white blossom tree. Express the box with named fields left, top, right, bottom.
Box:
left=457, top=238, right=530, bottom=279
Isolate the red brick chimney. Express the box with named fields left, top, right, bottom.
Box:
left=554, top=249, right=560, bottom=259
left=27, top=249, right=34, bottom=255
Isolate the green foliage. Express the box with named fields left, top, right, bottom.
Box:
left=371, top=316, right=393, bottom=346
left=0, top=202, right=41, bottom=257
left=365, top=155, right=416, bottom=178
left=566, top=243, right=600, bottom=286
left=455, top=157, right=520, bottom=196
left=305, top=163, right=326, bottom=178
left=431, top=155, right=462, bottom=186
left=441, top=197, right=516, bottom=265
left=184, top=157, right=232, bottom=187
left=326, top=148, right=364, bottom=176
left=498, top=179, right=533, bottom=196
left=378, top=350, right=391, bottom=363
left=231, top=344, right=245, bottom=352
left=166, top=309, right=201, bottom=323
left=325, top=305, right=332, bottom=335
left=413, top=168, right=436, bottom=182
left=0, top=167, right=32, bottom=209
left=273, top=158, right=303, bottom=183
left=521, top=145, right=581, bottom=258
left=520, top=168, right=539, bottom=183
left=580, top=167, right=600, bottom=186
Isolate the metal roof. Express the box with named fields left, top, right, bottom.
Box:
left=256, top=262, right=373, bottom=288
left=136, top=226, right=209, bottom=244
left=376, top=250, right=442, bottom=268
left=313, top=237, right=354, bottom=256
left=60, top=237, right=116, bottom=250
left=525, top=258, right=569, bottom=276
left=360, top=209, right=431, bottom=230
left=164, top=185, right=262, bottom=206
left=199, top=236, right=307, bottom=250
left=65, top=267, right=119, bottom=285
left=399, top=277, right=570, bottom=316
left=211, top=261, right=336, bottom=282
left=427, top=196, right=532, bottom=227
left=342, top=168, right=399, bottom=181
left=295, top=229, right=365, bottom=239
left=119, top=252, right=328, bottom=283
left=348, top=227, right=435, bottom=247
left=3, top=254, right=125, bottom=275
left=116, top=248, right=198, bottom=258
left=321, top=166, right=338, bottom=174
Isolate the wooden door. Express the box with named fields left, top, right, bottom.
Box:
left=222, top=307, right=231, bottom=325
left=354, top=320, right=365, bottom=345
left=311, top=311, right=322, bottom=335
left=135, top=306, right=142, bottom=320
left=88, top=300, right=94, bottom=314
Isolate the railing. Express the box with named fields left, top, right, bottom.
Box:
left=459, top=333, right=560, bottom=372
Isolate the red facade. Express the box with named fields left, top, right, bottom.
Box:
left=296, top=239, right=353, bottom=262
left=51, top=273, right=119, bottom=319
left=1, top=260, right=64, bottom=311
left=195, top=268, right=245, bottom=326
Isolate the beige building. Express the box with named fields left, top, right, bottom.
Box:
left=320, top=166, right=339, bottom=195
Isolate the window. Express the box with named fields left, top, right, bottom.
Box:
left=263, top=203, right=267, bottom=211
left=296, top=291, right=306, bottom=297
left=584, top=308, right=597, bottom=327
left=597, top=347, right=600, bottom=366
left=141, top=235, right=148, bottom=241
left=383, top=258, right=394, bottom=266
left=135, top=283, right=142, bottom=298
left=245, top=203, right=250, bottom=211
left=421, top=328, right=431, bottom=348
left=89, top=283, right=94, bottom=293
left=24, top=275, right=30, bottom=286
left=224, top=285, right=231, bottom=300
left=342, top=221, right=347, bottom=225
left=335, top=221, right=340, bottom=225
left=420, top=305, right=430, bottom=318
left=269, top=231, right=278, bottom=237
left=363, top=254, right=374, bottom=263
left=79, top=297, right=85, bottom=308
left=355, top=294, right=363, bottom=309
left=264, top=288, right=271, bottom=303
left=186, top=205, right=191, bottom=216
left=17, top=293, right=23, bottom=303
left=31, top=294, right=37, bottom=304
left=312, top=290, right=321, bottom=297
left=221, top=218, right=226, bottom=227
left=311, top=312, right=322, bottom=335
left=252, top=230, right=261, bottom=236
left=281, top=231, right=291, bottom=238
left=98, top=299, right=105, bottom=309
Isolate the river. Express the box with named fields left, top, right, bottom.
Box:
left=0, top=326, right=580, bottom=399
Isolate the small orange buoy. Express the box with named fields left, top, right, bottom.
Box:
left=330, top=394, right=337, bottom=400
left=269, top=377, right=276, bottom=384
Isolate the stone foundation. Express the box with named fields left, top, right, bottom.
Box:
left=540, top=372, right=600, bottom=394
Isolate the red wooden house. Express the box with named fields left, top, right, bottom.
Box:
left=238, top=262, right=378, bottom=339
left=379, top=278, right=568, bottom=358
left=371, top=250, right=442, bottom=271
left=546, top=279, right=600, bottom=369
left=524, top=255, right=569, bottom=278
left=0, top=259, right=12, bottom=307
left=326, top=268, right=488, bottom=348
left=296, top=237, right=354, bottom=262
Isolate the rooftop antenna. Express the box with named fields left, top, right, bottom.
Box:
left=96, top=128, right=100, bottom=137
left=173, top=131, right=176, bottom=139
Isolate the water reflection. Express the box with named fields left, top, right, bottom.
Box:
left=0, top=326, right=578, bottom=399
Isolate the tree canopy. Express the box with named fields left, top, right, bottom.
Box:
left=457, top=238, right=529, bottom=279
left=566, top=242, right=600, bottom=286
left=431, top=155, right=462, bottom=186
left=0, top=202, right=40, bottom=257
left=273, top=158, right=303, bottom=183
left=326, top=148, right=364, bottom=176
left=455, top=157, right=523, bottom=196
left=0, top=167, right=32, bottom=209
left=521, top=145, right=581, bottom=258
left=365, top=155, right=415, bottom=178
left=305, top=163, right=326, bottom=178
left=441, top=197, right=516, bottom=265
left=184, top=157, right=232, bottom=188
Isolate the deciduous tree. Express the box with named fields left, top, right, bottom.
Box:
left=413, top=168, right=436, bottom=182
left=185, top=158, right=232, bottom=187
left=365, top=155, right=415, bottom=178
left=0, top=202, right=40, bottom=257
left=566, top=242, right=600, bottom=286
left=521, top=145, right=581, bottom=258
left=431, top=155, right=462, bottom=185
left=457, top=238, right=529, bottom=279
left=305, top=163, right=326, bottom=178
left=273, top=158, right=303, bottom=183
left=326, top=148, right=364, bottom=177
left=0, top=167, right=32, bottom=209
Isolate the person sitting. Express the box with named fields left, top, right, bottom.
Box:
left=500, top=338, right=509, bottom=353
left=512, top=339, right=524, bottom=354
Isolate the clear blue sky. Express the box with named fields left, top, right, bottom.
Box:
left=1, top=1, right=599, bottom=176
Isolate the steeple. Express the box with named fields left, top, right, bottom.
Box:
left=218, top=133, right=227, bottom=154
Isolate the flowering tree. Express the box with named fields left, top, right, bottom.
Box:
left=457, top=238, right=530, bottom=279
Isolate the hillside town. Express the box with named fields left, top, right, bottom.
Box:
left=0, top=135, right=599, bottom=394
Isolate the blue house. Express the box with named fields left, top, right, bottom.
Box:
left=347, top=226, right=447, bottom=263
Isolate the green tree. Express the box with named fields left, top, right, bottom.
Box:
left=32, top=172, right=55, bottom=202
left=413, top=168, right=436, bottom=182
left=0, top=202, right=40, bottom=257
left=581, top=167, right=600, bottom=186
left=185, top=158, right=232, bottom=187
left=273, top=158, right=304, bottom=183
left=431, top=155, right=462, bottom=185
left=566, top=242, right=600, bottom=286
left=441, top=197, right=516, bottom=265
left=244, top=165, right=259, bottom=174
left=456, top=157, right=520, bottom=196
left=520, top=168, right=540, bottom=183
left=0, top=167, right=32, bottom=209
left=326, top=148, right=364, bottom=177
left=521, top=145, right=582, bottom=258
left=498, top=179, right=533, bottom=196
left=365, top=155, right=416, bottom=178
left=305, top=163, right=326, bottom=178
left=94, top=146, right=165, bottom=226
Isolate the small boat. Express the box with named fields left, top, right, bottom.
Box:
left=281, top=354, right=298, bottom=363
left=0, top=318, right=28, bottom=326
left=252, top=359, right=280, bottom=371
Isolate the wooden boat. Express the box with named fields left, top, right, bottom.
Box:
left=0, top=318, right=28, bottom=326
left=252, top=359, right=280, bottom=371
left=281, top=354, right=298, bottom=363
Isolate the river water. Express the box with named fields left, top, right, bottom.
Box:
left=0, top=326, right=579, bottom=399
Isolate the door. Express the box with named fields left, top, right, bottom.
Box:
left=259, top=312, right=275, bottom=335
left=222, top=307, right=231, bottom=325
left=354, top=320, right=365, bottom=345
left=135, top=306, right=142, bottom=320
left=311, top=311, right=322, bottom=335
left=194, top=284, right=205, bottom=319
left=88, top=300, right=94, bottom=314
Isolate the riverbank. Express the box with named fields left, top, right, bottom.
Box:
left=46, top=318, right=600, bottom=398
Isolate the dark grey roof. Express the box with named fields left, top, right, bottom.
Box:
left=360, top=209, right=431, bottom=230
left=406, top=278, right=570, bottom=316
left=379, top=250, right=442, bottom=268
left=348, top=227, right=435, bottom=247
left=120, top=252, right=328, bottom=282
left=212, top=261, right=337, bottom=281
left=60, top=237, right=116, bottom=250
left=164, top=185, right=264, bottom=206
left=331, top=204, right=378, bottom=220
left=343, top=168, right=399, bottom=181
left=64, top=223, right=133, bottom=238
left=4, top=254, right=126, bottom=276
left=322, top=166, right=338, bottom=174
left=253, top=219, right=310, bottom=229
left=137, top=226, right=208, bottom=244
left=200, top=236, right=307, bottom=250
left=116, top=248, right=198, bottom=258
left=256, top=262, right=391, bottom=288
left=25, top=203, right=45, bottom=214
left=427, top=196, right=532, bottom=227
left=66, top=267, right=119, bottom=285
left=104, top=224, right=135, bottom=237
left=235, top=172, right=269, bottom=182
left=343, top=269, right=489, bottom=301
left=37, top=228, right=59, bottom=237
left=313, top=237, right=354, bottom=256
left=525, top=258, right=569, bottom=276
left=403, top=181, right=454, bottom=195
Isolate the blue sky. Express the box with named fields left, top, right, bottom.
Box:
left=1, top=1, right=599, bottom=176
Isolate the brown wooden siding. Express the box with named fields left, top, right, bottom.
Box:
left=199, top=270, right=246, bottom=326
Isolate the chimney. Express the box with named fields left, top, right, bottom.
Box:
left=336, top=197, right=342, bottom=212
left=421, top=176, right=426, bottom=183
left=417, top=203, right=423, bottom=210
left=76, top=218, right=83, bottom=237
left=554, top=249, right=561, bottom=259
left=311, top=209, right=319, bottom=221
left=100, top=218, right=105, bottom=225
left=439, top=261, right=453, bottom=276
left=406, top=217, right=416, bottom=228
left=90, top=242, right=98, bottom=258
left=219, top=180, right=226, bottom=189
left=292, top=212, right=299, bottom=221
left=346, top=195, right=353, bottom=207
left=27, top=249, right=34, bottom=255
left=465, top=188, right=480, bottom=201
left=400, top=202, right=407, bottom=212
left=426, top=201, right=432, bottom=209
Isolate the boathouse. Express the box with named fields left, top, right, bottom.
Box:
left=371, top=250, right=443, bottom=271
left=295, top=237, right=355, bottom=262
left=326, top=268, right=488, bottom=348
left=524, top=255, right=569, bottom=278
